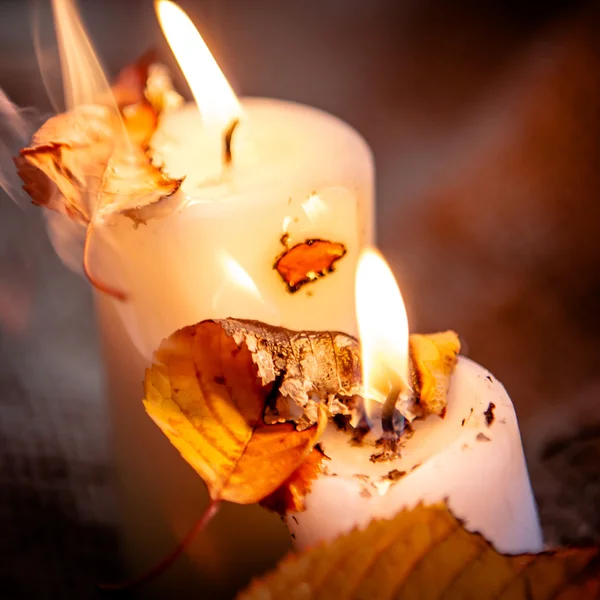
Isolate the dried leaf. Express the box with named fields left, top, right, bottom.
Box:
left=16, top=104, right=116, bottom=224
left=260, top=447, right=326, bottom=515
left=15, top=56, right=184, bottom=298
left=409, top=330, right=460, bottom=418
left=275, top=239, right=347, bottom=293
left=143, top=320, right=327, bottom=504
left=145, top=319, right=461, bottom=511
left=217, top=319, right=362, bottom=430
left=16, top=57, right=183, bottom=225
left=239, top=503, right=600, bottom=600
left=155, top=319, right=460, bottom=432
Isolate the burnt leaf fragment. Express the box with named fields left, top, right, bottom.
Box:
left=275, top=239, right=347, bottom=293
left=16, top=54, right=184, bottom=299
left=484, top=402, right=496, bottom=427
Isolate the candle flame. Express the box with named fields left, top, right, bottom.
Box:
left=355, top=248, right=410, bottom=411
left=156, top=0, right=241, bottom=128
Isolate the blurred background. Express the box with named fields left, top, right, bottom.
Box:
left=2, top=0, right=600, bottom=597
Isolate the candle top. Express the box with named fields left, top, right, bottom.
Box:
left=150, top=99, right=373, bottom=204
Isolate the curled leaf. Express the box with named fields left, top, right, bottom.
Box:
left=16, top=104, right=116, bottom=224
left=217, top=319, right=362, bottom=430
left=144, top=319, right=463, bottom=515
left=143, top=320, right=327, bottom=504
left=15, top=55, right=184, bottom=298
left=260, top=447, right=326, bottom=515
left=16, top=57, right=183, bottom=224
left=239, top=503, right=600, bottom=600
left=275, top=239, right=347, bottom=293
left=409, top=330, right=460, bottom=418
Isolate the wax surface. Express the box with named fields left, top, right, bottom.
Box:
left=95, top=98, right=374, bottom=360
left=287, top=357, right=544, bottom=555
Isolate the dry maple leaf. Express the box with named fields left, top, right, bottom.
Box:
left=239, top=502, right=600, bottom=600
left=143, top=320, right=328, bottom=504
left=15, top=54, right=184, bottom=300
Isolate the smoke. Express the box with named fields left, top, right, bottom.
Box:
left=0, top=88, right=41, bottom=205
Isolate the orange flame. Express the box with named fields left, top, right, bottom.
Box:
left=355, top=248, right=410, bottom=418
left=156, top=0, right=241, bottom=128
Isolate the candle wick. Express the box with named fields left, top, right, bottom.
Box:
left=381, top=383, right=402, bottom=439
left=223, top=118, right=240, bottom=167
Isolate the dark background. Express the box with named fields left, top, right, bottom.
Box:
left=2, top=0, right=600, bottom=597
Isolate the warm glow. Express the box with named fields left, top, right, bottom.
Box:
left=220, top=253, right=263, bottom=301
left=281, top=216, right=293, bottom=235
left=212, top=252, right=280, bottom=325
left=302, top=193, right=330, bottom=222
left=156, top=0, right=241, bottom=128
left=355, top=248, right=410, bottom=406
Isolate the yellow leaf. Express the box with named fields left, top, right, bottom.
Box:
left=260, top=447, right=326, bottom=515
left=143, top=321, right=327, bottom=504
left=239, top=503, right=600, bottom=600
left=409, top=330, right=460, bottom=418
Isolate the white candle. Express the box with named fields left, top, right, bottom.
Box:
left=98, top=98, right=373, bottom=359
left=288, top=357, right=543, bottom=554
left=92, top=1, right=374, bottom=594
left=287, top=250, right=543, bottom=554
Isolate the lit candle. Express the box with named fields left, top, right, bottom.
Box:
left=96, top=1, right=373, bottom=360
left=93, top=0, right=374, bottom=594
left=287, top=249, right=543, bottom=554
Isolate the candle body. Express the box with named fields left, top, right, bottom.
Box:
left=97, top=99, right=374, bottom=360
left=94, top=98, right=374, bottom=596
left=287, top=358, right=543, bottom=555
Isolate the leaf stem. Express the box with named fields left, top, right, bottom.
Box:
left=99, top=499, right=221, bottom=592
left=83, top=222, right=128, bottom=301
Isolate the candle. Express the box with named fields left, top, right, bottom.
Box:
left=93, top=1, right=374, bottom=594
left=287, top=249, right=543, bottom=554
left=96, top=1, right=373, bottom=359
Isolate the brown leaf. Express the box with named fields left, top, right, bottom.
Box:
left=239, top=503, right=600, bottom=600
left=150, top=319, right=460, bottom=432
left=275, top=239, right=347, bottom=293
left=144, top=319, right=463, bottom=516
left=260, top=447, right=326, bottom=515
left=409, top=330, right=460, bottom=418
left=143, top=320, right=327, bottom=504
left=15, top=56, right=184, bottom=298
left=16, top=104, right=116, bottom=224
left=16, top=57, right=183, bottom=225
